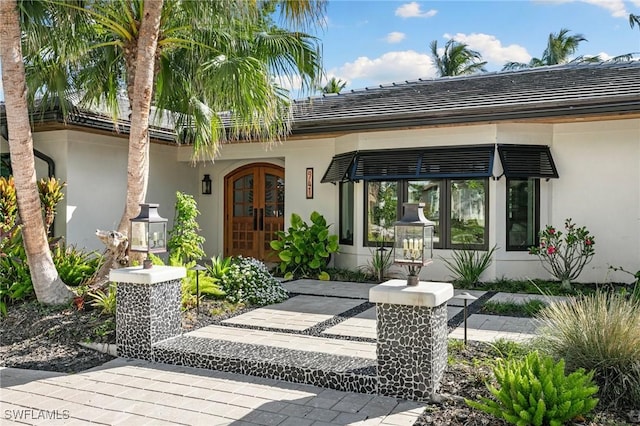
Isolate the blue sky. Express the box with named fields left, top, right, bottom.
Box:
left=306, top=0, right=640, bottom=92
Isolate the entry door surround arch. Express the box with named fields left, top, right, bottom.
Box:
left=224, top=162, right=285, bottom=261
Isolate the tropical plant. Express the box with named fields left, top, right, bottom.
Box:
left=430, top=39, right=487, bottom=77
left=167, top=192, right=206, bottom=263
left=88, top=282, right=117, bottom=316
left=220, top=256, right=288, bottom=305
left=630, top=13, right=640, bottom=30
left=37, top=177, right=66, bottom=235
left=0, top=231, right=33, bottom=316
left=528, top=218, right=594, bottom=290
left=207, top=255, right=233, bottom=281
left=320, top=77, right=347, bottom=94
left=441, top=245, right=497, bottom=287
left=270, top=211, right=339, bottom=280
left=466, top=351, right=599, bottom=426
left=0, top=176, right=18, bottom=235
left=182, top=260, right=225, bottom=299
left=536, top=291, right=640, bottom=408
left=503, top=28, right=597, bottom=70
left=360, top=237, right=394, bottom=283
left=51, top=243, right=104, bottom=287
left=609, top=264, right=640, bottom=301
left=0, top=0, right=72, bottom=305
left=22, top=0, right=325, bottom=240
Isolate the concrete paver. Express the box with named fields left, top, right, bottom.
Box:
left=0, top=359, right=424, bottom=426
left=487, top=292, right=570, bottom=305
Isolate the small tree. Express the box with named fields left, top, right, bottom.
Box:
left=529, top=218, right=595, bottom=290
left=167, top=192, right=205, bottom=263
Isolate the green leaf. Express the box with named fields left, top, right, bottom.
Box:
left=278, top=250, right=292, bottom=262
left=318, top=271, right=330, bottom=280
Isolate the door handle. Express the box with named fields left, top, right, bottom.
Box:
left=253, top=208, right=258, bottom=231
left=259, top=208, right=264, bottom=231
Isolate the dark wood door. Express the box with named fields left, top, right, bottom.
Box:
left=224, top=163, right=284, bottom=260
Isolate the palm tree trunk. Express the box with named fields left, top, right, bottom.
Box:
left=116, top=0, right=164, bottom=235
left=0, top=0, right=72, bottom=304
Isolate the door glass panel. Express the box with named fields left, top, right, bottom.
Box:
left=408, top=180, right=441, bottom=245
left=233, top=174, right=254, bottom=217
left=507, top=179, right=538, bottom=250
left=264, top=173, right=285, bottom=217
left=450, top=179, right=486, bottom=245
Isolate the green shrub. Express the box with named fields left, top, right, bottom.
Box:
left=441, top=245, right=497, bottom=287
left=467, top=351, right=598, bottom=426
left=536, top=291, right=640, bottom=408
left=167, top=191, right=206, bottom=263
left=182, top=260, right=225, bottom=299
left=51, top=242, right=103, bottom=286
left=88, top=282, right=117, bottom=316
left=0, top=231, right=33, bottom=316
left=359, top=241, right=393, bottom=283
left=207, top=255, right=233, bottom=281
left=529, top=218, right=595, bottom=290
left=220, top=256, right=288, bottom=305
left=270, top=211, right=339, bottom=280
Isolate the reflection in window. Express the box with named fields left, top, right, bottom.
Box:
left=339, top=182, right=354, bottom=245
left=450, top=179, right=486, bottom=246
left=367, top=181, right=397, bottom=243
left=507, top=179, right=538, bottom=251
left=408, top=180, right=440, bottom=245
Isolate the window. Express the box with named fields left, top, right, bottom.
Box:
left=339, top=182, right=354, bottom=245
left=506, top=178, right=539, bottom=251
left=365, top=178, right=488, bottom=249
left=366, top=181, right=398, bottom=243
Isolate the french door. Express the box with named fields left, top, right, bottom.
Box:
left=224, top=163, right=284, bottom=261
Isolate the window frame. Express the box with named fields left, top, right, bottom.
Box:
left=338, top=181, right=355, bottom=245
left=363, top=178, right=489, bottom=250
left=505, top=178, right=540, bottom=252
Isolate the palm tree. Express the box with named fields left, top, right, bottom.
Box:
left=22, top=0, right=325, bottom=237
left=429, top=39, right=487, bottom=77
left=321, top=77, right=348, bottom=94
left=0, top=0, right=72, bottom=304
left=631, top=14, right=640, bottom=30
left=503, top=28, right=598, bottom=70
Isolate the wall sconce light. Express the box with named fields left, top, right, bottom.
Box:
left=202, top=174, right=212, bottom=195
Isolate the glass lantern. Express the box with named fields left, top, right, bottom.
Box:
left=393, top=202, right=435, bottom=285
left=129, top=203, right=168, bottom=269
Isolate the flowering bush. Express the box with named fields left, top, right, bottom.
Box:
left=220, top=256, right=289, bottom=306
left=529, top=218, right=595, bottom=289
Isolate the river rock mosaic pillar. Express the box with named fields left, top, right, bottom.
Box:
left=111, top=266, right=186, bottom=361
left=369, top=279, right=453, bottom=401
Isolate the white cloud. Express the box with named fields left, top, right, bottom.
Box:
left=331, top=50, right=436, bottom=88
left=395, top=2, right=437, bottom=18
left=386, top=32, right=406, bottom=44
left=539, top=0, right=629, bottom=17
left=443, top=32, right=531, bottom=67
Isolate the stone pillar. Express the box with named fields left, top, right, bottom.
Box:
left=369, top=279, right=453, bottom=401
left=111, top=266, right=186, bottom=361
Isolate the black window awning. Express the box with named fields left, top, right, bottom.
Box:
left=320, top=152, right=357, bottom=183
left=498, top=144, right=559, bottom=179
left=322, top=145, right=495, bottom=182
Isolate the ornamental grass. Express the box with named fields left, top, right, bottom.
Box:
left=535, top=291, right=640, bottom=409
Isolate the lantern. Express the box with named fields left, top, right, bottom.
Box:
left=201, top=174, right=212, bottom=195
left=393, top=202, right=435, bottom=286
left=129, top=203, right=168, bottom=269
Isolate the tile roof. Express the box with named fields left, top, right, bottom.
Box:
left=291, top=61, right=640, bottom=134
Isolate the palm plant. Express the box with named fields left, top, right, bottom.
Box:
left=320, top=77, right=347, bottom=94
left=429, top=39, right=487, bottom=77
left=631, top=14, right=640, bottom=30
left=21, top=0, right=325, bottom=233
left=0, top=0, right=73, bottom=304
left=503, top=28, right=598, bottom=70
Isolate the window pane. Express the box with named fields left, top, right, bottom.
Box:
left=507, top=179, right=538, bottom=250
left=450, top=179, right=486, bottom=245
left=339, top=182, right=354, bottom=245
left=367, top=181, right=398, bottom=243
left=408, top=180, right=441, bottom=245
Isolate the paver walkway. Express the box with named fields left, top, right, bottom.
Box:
left=1, top=359, right=424, bottom=425
left=1, top=279, right=564, bottom=425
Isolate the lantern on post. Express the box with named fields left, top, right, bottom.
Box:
left=129, top=203, right=168, bottom=269
left=393, top=202, right=435, bottom=286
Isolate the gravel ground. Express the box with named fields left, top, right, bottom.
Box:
left=1, top=300, right=636, bottom=425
